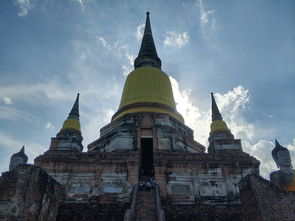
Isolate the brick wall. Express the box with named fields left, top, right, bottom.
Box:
left=162, top=203, right=243, bottom=221
left=0, top=165, right=64, bottom=221
left=239, top=174, right=295, bottom=221
left=56, top=202, right=128, bottom=221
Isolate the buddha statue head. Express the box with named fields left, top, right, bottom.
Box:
left=272, top=139, right=292, bottom=169
left=9, top=146, right=28, bottom=171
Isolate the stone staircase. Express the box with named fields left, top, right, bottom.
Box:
left=124, top=182, right=165, bottom=221
left=134, top=190, right=157, bottom=221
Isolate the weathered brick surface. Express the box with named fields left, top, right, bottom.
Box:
left=239, top=174, right=295, bottom=221
left=29, top=112, right=261, bottom=220
left=162, top=203, right=243, bottom=221
left=34, top=150, right=138, bottom=203
left=56, top=202, right=129, bottom=221
left=32, top=147, right=260, bottom=220
left=0, top=165, right=65, bottom=221
left=134, top=191, right=157, bottom=221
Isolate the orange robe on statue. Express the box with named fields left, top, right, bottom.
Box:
left=285, top=171, right=295, bottom=191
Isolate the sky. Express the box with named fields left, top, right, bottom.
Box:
left=0, top=0, right=294, bottom=179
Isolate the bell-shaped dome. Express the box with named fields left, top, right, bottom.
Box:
left=119, top=67, right=175, bottom=110
left=112, top=66, right=183, bottom=122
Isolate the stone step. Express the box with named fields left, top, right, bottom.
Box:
left=134, top=190, right=157, bottom=221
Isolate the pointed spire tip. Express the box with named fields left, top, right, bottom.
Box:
left=211, top=92, right=222, bottom=121
left=134, top=11, right=161, bottom=69
left=68, top=94, right=80, bottom=119
left=275, top=139, right=280, bottom=146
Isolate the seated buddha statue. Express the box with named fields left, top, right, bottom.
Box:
left=270, top=140, right=295, bottom=191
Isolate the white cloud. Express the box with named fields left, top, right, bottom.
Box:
left=164, top=32, right=190, bottom=48
left=14, top=0, right=35, bottom=17
left=96, top=36, right=112, bottom=50
left=0, top=81, right=73, bottom=104
left=197, top=0, right=217, bottom=43
left=114, top=41, right=128, bottom=52
left=3, top=97, right=12, bottom=105
left=80, top=52, right=86, bottom=61
left=287, top=138, right=295, bottom=151
left=72, top=0, right=94, bottom=10
left=74, top=0, right=85, bottom=9
left=136, top=23, right=145, bottom=41
left=122, top=52, right=135, bottom=76
left=45, top=122, right=55, bottom=130
left=95, top=37, right=128, bottom=52
left=198, top=0, right=215, bottom=25
left=170, top=76, right=210, bottom=144
left=0, top=106, right=32, bottom=121
left=122, top=65, right=132, bottom=77
left=244, top=140, right=276, bottom=179
left=125, top=53, right=135, bottom=66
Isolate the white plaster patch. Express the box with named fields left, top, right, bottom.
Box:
left=168, top=173, right=194, bottom=195
left=102, top=185, right=123, bottom=193
left=198, top=180, right=227, bottom=196
left=104, top=135, right=134, bottom=152
left=226, top=175, right=242, bottom=195
left=158, top=138, right=170, bottom=150
left=213, top=144, right=242, bottom=150
left=155, top=117, right=173, bottom=127
left=195, top=169, right=228, bottom=197
left=170, top=184, right=192, bottom=195
left=49, top=173, right=95, bottom=198
left=100, top=172, right=127, bottom=194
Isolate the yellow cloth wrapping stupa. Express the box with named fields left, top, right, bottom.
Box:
left=119, top=67, right=175, bottom=110
left=61, top=118, right=81, bottom=132
left=210, top=120, right=231, bottom=133
left=113, top=67, right=183, bottom=122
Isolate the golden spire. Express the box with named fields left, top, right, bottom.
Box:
left=61, top=93, right=81, bottom=132
left=112, top=13, right=183, bottom=122
left=209, top=93, right=231, bottom=134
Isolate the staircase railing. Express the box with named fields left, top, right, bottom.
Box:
left=155, top=184, right=166, bottom=221
left=123, top=184, right=139, bottom=221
